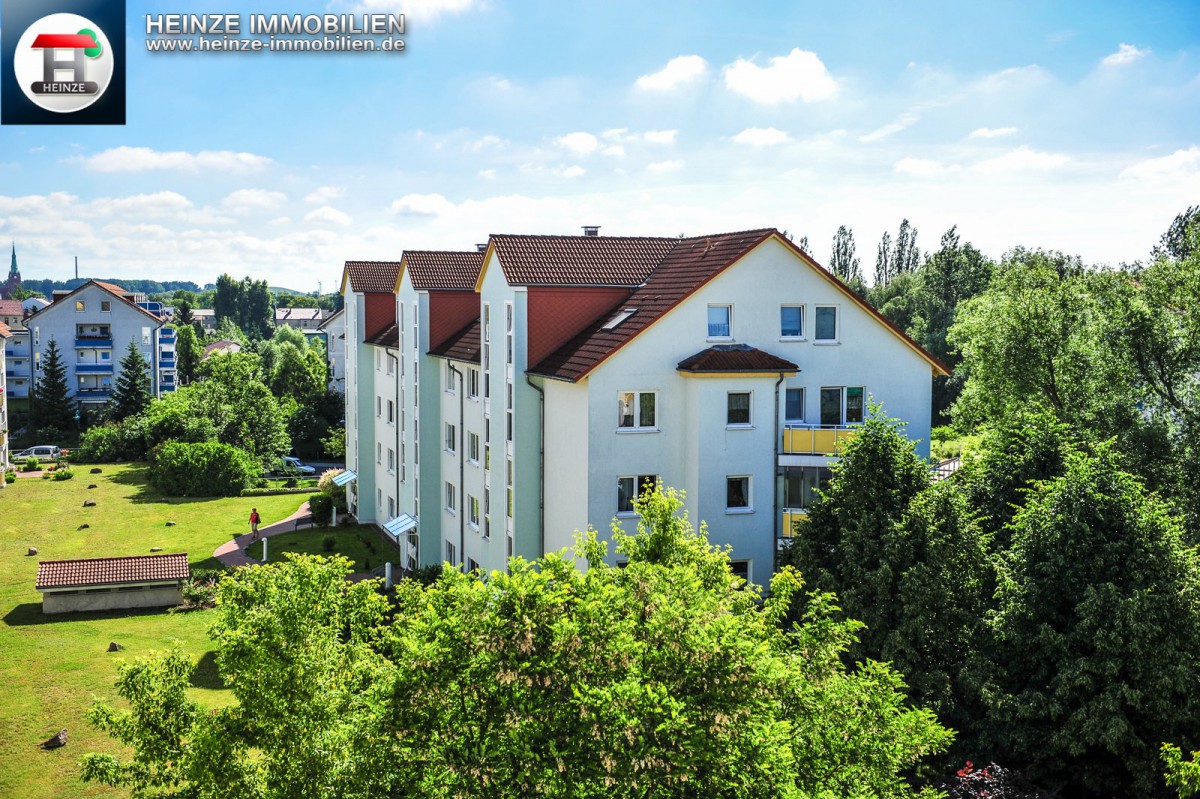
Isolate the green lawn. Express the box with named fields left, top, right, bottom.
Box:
left=248, top=525, right=385, bottom=572
left=0, top=465, right=310, bottom=799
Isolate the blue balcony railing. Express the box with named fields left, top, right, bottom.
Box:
left=75, top=363, right=114, bottom=373
left=76, top=389, right=112, bottom=399
left=75, top=338, right=113, bottom=349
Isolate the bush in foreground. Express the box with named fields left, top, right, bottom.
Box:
left=82, top=486, right=950, bottom=799
left=149, top=441, right=258, bottom=498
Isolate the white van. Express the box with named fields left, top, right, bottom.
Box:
left=13, top=445, right=62, bottom=461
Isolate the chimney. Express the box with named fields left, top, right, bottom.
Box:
left=475, top=243, right=488, bottom=253
left=582, top=225, right=600, bottom=237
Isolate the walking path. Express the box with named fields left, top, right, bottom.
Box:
left=213, top=501, right=313, bottom=568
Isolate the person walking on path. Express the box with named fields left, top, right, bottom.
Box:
left=249, top=508, right=261, bottom=540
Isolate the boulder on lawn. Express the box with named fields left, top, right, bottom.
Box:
left=78, top=524, right=89, bottom=530
left=82, top=500, right=96, bottom=508
left=107, top=642, right=124, bottom=652
left=27, top=547, right=37, bottom=556
left=40, top=729, right=67, bottom=749
left=165, top=521, right=176, bottom=527
left=89, top=468, right=102, bottom=474
left=87, top=484, right=97, bottom=489
left=150, top=547, right=162, bottom=552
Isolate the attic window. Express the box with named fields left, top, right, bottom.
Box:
left=602, top=308, right=638, bottom=330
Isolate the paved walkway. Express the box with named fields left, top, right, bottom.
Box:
left=213, top=501, right=313, bottom=568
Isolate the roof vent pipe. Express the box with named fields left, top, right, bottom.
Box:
left=582, top=225, right=600, bottom=237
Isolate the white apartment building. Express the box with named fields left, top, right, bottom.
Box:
left=25, top=281, right=176, bottom=410
left=318, top=307, right=346, bottom=392
left=0, top=320, right=10, bottom=474
left=0, top=300, right=31, bottom=409
left=343, top=228, right=946, bottom=582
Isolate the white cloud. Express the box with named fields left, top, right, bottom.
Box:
left=558, top=165, right=586, bottom=178
left=391, top=192, right=456, bottom=217
left=723, top=48, right=837, bottom=105
left=304, top=206, right=353, bottom=226
left=894, top=158, right=955, bottom=178
left=223, top=189, right=287, bottom=210
left=75, top=146, right=272, bottom=174
left=643, top=129, right=677, bottom=145
left=859, top=112, right=920, bottom=143
left=304, top=186, right=345, bottom=203
left=1119, top=147, right=1200, bottom=181
left=973, top=146, right=1069, bottom=174
left=29, top=146, right=45, bottom=154
left=1102, top=43, right=1149, bottom=66
left=969, top=126, right=1019, bottom=139
left=347, top=0, right=481, bottom=21
left=602, top=128, right=634, bottom=142
left=634, top=55, right=709, bottom=91
left=601, top=145, right=626, bottom=158
left=555, top=131, right=600, bottom=156
left=732, top=127, right=791, bottom=146
left=646, top=160, right=684, bottom=174
left=467, top=135, right=505, bottom=153
left=478, top=168, right=497, bottom=180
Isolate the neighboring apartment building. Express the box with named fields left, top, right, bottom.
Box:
left=0, top=321, right=10, bottom=475
left=275, top=306, right=327, bottom=331
left=192, top=309, right=217, bottom=332
left=25, top=281, right=176, bottom=410
left=1, top=299, right=32, bottom=409
left=318, top=307, right=346, bottom=392
left=343, top=228, right=946, bottom=583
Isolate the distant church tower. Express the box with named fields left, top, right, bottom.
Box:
left=0, top=242, right=20, bottom=299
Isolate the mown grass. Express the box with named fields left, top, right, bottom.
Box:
left=250, top=524, right=384, bottom=572
left=0, top=465, right=309, bottom=799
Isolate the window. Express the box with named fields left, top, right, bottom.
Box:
left=468, top=495, right=480, bottom=528
left=142, top=327, right=151, bottom=345
left=505, top=303, right=513, bottom=365
left=386, top=355, right=394, bottom=375
left=387, top=400, right=394, bottom=424
left=33, top=327, right=39, bottom=346
left=376, top=396, right=382, bottom=417
left=445, top=423, right=456, bottom=453
left=445, top=362, right=456, bottom=392
left=75, top=300, right=85, bottom=311
left=467, top=557, right=480, bottom=573
left=376, top=443, right=382, bottom=464
left=726, top=476, right=751, bottom=512
left=820, top=386, right=865, bottom=426
left=388, top=497, right=395, bottom=518
left=780, top=305, right=804, bottom=338
left=617, top=475, right=658, bottom=515
left=446, top=540, right=456, bottom=566
left=617, top=391, right=657, bottom=430
left=785, top=388, right=805, bottom=423
left=506, top=382, right=513, bottom=442
left=815, top=305, right=838, bottom=342
left=468, top=432, right=480, bottom=463
left=100, top=301, right=110, bottom=312
left=378, top=488, right=382, bottom=507
left=707, top=304, right=732, bottom=338
left=484, top=489, right=491, bottom=540
left=468, top=368, right=479, bottom=399
left=101, top=351, right=111, bottom=361
left=727, top=392, right=752, bottom=426
left=387, top=448, right=395, bottom=473
left=782, top=466, right=834, bottom=511
left=506, top=458, right=513, bottom=519
left=445, top=482, right=456, bottom=512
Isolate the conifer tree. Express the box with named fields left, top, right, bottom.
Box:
left=108, top=340, right=152, bottom=422
left=31, top=338, right=75, bottom=435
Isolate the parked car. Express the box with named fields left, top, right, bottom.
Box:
left=12, top=445, right=62, bottom=462
left=280, top=456, right=316, bottom=476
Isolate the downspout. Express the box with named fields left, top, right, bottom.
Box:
left=448, top=362, right=465, bottom=569
left=525, top=374, right=545, bottom=557
left=387, top=352, right=400, bottom=516
left=772, top=371, right=786, bottom=574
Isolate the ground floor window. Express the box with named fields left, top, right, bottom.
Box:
left=726, top=476, right=751, bottom=511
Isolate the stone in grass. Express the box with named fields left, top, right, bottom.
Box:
left=89, top=468, right=102, bottom=474
left=78, top=524, right=89, bottom=530
left=107, top=642, right=124, bottom=652
left=87, top=484, right=97, bottom=489
left=165, top=521, right=176, bottom=527
left=150, top=547, right=162, bottom=552
left=27, top=547, right=37, bottom=556
left=40, top=729, right=67, bottom=749
left=82, top=500, right=96, bottom=507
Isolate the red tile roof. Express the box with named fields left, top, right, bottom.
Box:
left=275, top=307, right=325, bottom=321
left=93, top=280, right=129, bottom=297
left=0, top=321, right=10, bottom=338
left=429, top=318, right=481, bottom=363
left=0, top=299, right=22, bottom=317
left=489, top=234, right=680, bottom=286
left=529, top=229, right=775, bottom=381
left=677, top=344, right=799, bottom=373
left=344, top=261, right=401, bottom=294
left=36, top=553, right=189, bottom=590
left=403, top=251, right=483, bottom=291
left=364, top=321, right=399, bottom=348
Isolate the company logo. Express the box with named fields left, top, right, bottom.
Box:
left=13, top=13, right=114, bottom=113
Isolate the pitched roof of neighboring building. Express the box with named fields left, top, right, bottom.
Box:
left=677, top=344, right=799, bottom=374
left=484, top=234, right=679, bottom=287
left=275, top=307, right=325, bottom=322
left=428, top=318, right=481, bottom=363
left=192, top=308, right=215, bottom=317
left=0, top=299, right=22, bottom=317
left=35, top=280, right=163, bottom=323
left=318, top=307, right=344, bottom=328
left=342, top=261, right=402, bottom=294
left=364, top=321, right=399, bottom=348
left=0, top=321, right=11, bottom=338
left=402, top=251, right=484, bottom=291
left=529, top=229, right=775, bottom=381
left=36, top=553, right=189, bottom=590
left=203, top=339, right=242, bottom=357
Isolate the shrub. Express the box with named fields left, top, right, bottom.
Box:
left=239, top=486, right=321, bottom=497
left=75, top=418, right=150, bottom=463
left=317, top=468, right=344, bottom=493
left=307, top=492, right=333, bottom=525
left=284, top=477, right=298, bottom=488
left=22, top=457, right=39, bottom=472
left=4, top=471, right=13, bottom=484
left=41, top=472, right=51, bottom=480
left=321, top=534, right=336, bottom=552
left=52, top=469, right=74, bottom=481
left=150, top=442, right=258, bottom=498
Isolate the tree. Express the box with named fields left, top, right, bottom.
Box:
left=829, top=225, right=864, bottom=291
left=1153, top=205, right=1200, bottom=261
left=212, top=273, right=243, bottom=327
left=175, top=298, right=195, bottom=327
left=30, top=338, right=74, bottom=436
left=85, top=487, right=951, bottom=799
left=107, top=340, right=152, bottom=422
left=875, top=230, right=894, bottom=286
left=173, top=323, right=202, bottom=386
left=1164, top=744, right=1200, bottom=799
left=892, top=218, right=920, bottom=275
left=245, top=278, right=274, bottom=340
left=972, top=447, right=1200, bottom=796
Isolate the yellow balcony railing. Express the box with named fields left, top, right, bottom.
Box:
left=780, top=510, right=808, bottom=538
left=781, top=425, right=857, bottom=455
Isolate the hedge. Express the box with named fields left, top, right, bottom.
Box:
left=239, top=486, right=322, bottom=497
left=150, top=442, right=258, bottom=497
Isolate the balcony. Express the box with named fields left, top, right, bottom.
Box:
left=160, top=357, right=176, bottom=367
left=780, top=510, right=808, bottom=539
left=76, top=388, right=112, bottom=399
left=75, top=338, right=113, bottom=349
left=781, top=424, right=857, bottom=455
left=159, top=328, right=176, bottom=340
left=75, top=363, right=114, bottom=373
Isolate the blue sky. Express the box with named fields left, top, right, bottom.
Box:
left=1, top=0, right=1198, bottom=290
